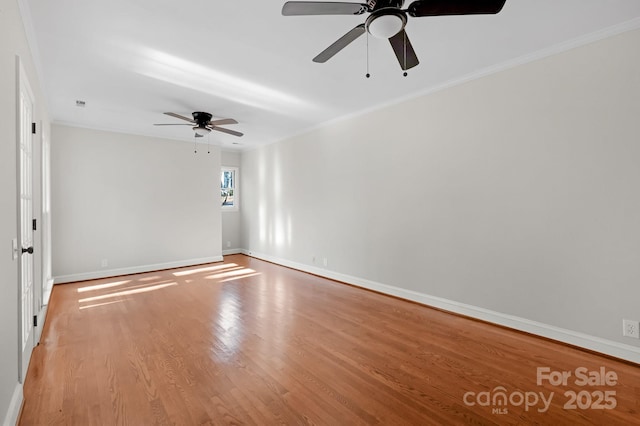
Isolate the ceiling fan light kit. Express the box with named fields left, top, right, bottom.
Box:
left=193, top=126, right=211, bottom=136
left=366, top=9, right=406, bottom=39
left=282, top=0, right=507, bottom=71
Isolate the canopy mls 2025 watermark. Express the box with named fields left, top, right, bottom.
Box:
left=463, top=366, right=618, bottom=415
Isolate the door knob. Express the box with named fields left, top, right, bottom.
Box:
left=21, top=246, right=33, bottom=254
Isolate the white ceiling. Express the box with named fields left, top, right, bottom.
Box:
left=22, top=0, right=640, bottom=150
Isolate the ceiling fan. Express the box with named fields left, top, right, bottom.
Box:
left=154, top=112, right=243, bottom=138
left=282, top=0, right=506, bottom=71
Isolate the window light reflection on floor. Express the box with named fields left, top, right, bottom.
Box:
left=218, top=272, right=261, bottom=283
left=77, top=280, right=131, bottom=293
left=138, top=275, right=162, bottom=282
left=204, top=268, right=258, bottom=280
left=78, top=282, right=177, bottom=304
left=173, top=263, right=238, bottom=277
left=79, top=300, right=127, bottom=310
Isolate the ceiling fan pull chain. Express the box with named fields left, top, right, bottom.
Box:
left=366, top=31, right=370, bottom=78
left=403, top=31, right=408, bottom=77
left=207, top=133, right=210, bottom=154
left=194, top=133, right=197, bottom=154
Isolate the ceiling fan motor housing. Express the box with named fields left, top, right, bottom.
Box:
left=369, top=0, right=405, bottom=10
left=192, top=111, right=213, bottom=126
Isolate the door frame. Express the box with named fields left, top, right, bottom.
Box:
left=34, top=120, right=50, bottom=345
left=40, top=123, right=53, bottom=306
left=16, top=56, right=36, bottom=383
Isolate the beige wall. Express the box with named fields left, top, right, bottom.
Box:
left=241, top=28, right=640, bottom=352
left=51, top=125, right=222, bottom=281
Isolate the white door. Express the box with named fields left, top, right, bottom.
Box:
left=18, top=58, right=35, bottom=383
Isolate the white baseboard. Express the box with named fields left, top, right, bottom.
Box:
left=53, top=256, right=224, bottom=284
left=222, top=249, right=243, bottom=256
left=242, top=249, right=640, bottom=365
left=3, top=383, right=22, bottom=426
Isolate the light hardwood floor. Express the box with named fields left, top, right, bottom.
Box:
left=20, top=254, right=640, bottom=425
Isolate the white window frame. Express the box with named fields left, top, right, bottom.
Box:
left=221, top=166, right=238, bottom=211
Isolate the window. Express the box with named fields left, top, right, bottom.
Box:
left=221, top=167, right=238, bottom=210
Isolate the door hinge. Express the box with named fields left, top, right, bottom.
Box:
left=33, top=315, right=37, bottom=327
left=32, top=122, right=36, bottom=134
left=32, top=218, right=37, bottom=231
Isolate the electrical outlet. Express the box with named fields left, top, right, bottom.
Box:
left=623, top=319, right=640, bottom=339
left=101, top=259, right=108, bottom=268
left=226, top=241, right=231, bottom=248
left=323, top=257, right=328, bottom=267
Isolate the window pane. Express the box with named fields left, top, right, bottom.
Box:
left=221, top=169, right=235, bottom=207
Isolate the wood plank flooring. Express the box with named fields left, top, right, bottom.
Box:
left=20, top=254, right=640, bottom=425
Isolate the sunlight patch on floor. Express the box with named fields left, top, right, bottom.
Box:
left=78, top=282, right=177, bottom=303
left=77, top=280, right=131, bottom=293
left=173, top=263, right=238, bottom=277
left=79, top=300, right=128, bottom=310
left=205, top=268, right=258, bottom=280
left=219, top=272, right=262, bottom=283
left=138, top=275, right=162, bottom=282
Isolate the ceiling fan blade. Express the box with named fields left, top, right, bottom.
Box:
left=211, top=127, right=244, bottom=137
left=313, top=24, right=366, bottom=63
left=153, top=123, right=193, bottom=126
left=282, top=1, right=368, bottom=16
left=389, top=29, right=419, bottom=70
left=407, top=0, right=506, bottom=17
left=164, top=112, right=195, bottom=122
left=209, top=118, right=238, bottom=126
